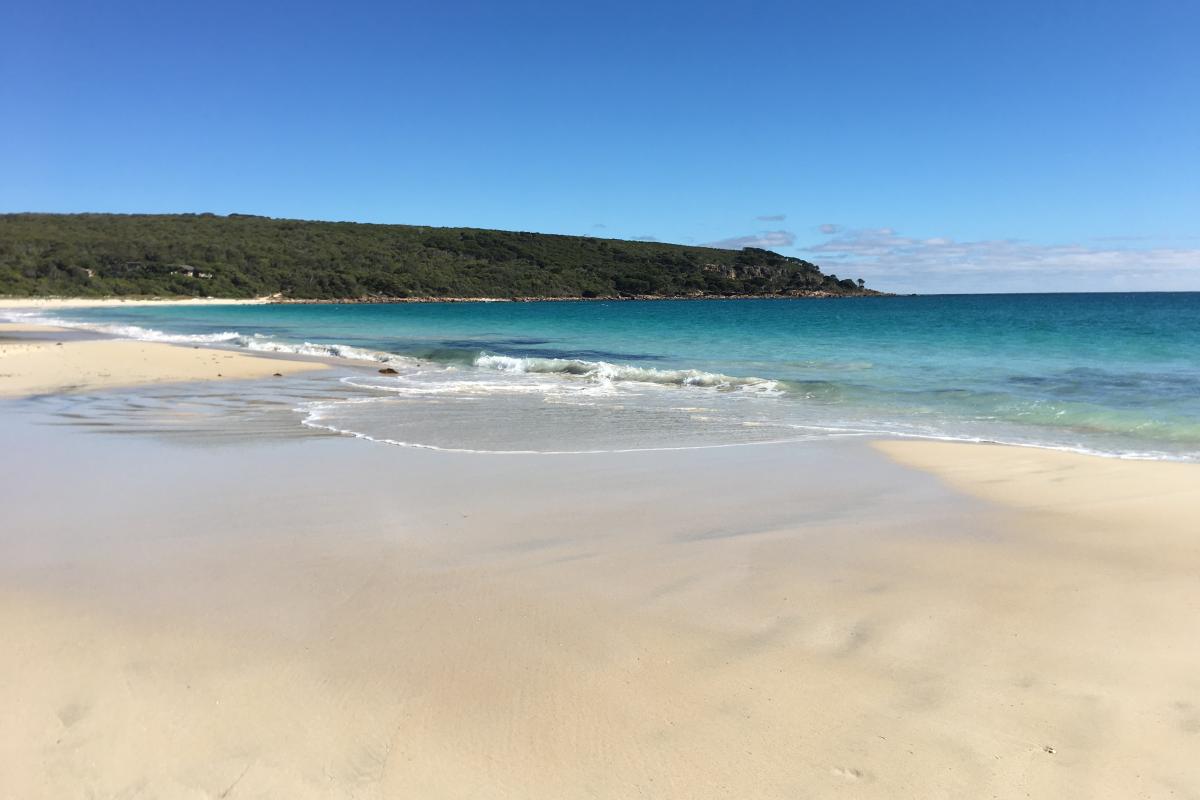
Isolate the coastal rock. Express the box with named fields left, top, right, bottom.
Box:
left=378, top=367, right=399, bottom=374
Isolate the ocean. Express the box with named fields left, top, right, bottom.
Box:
left=10, top=293, right=1200, bottom=459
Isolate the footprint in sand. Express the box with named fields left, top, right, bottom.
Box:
left=56, top=701, right=88, bottom=728
left=831, top=766, right=868, bottom=782
left=1174, top=701, right=1200, bottom=734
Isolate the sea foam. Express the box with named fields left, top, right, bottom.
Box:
left=9, top=296, right=1199, bottom=461
left=473, top=353, right=783, bottom=394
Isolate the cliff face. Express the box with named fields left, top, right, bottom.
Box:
left=0, top=214, right=879, bottom=300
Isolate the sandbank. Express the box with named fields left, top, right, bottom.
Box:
left=0, top=323, right=325, bottom=396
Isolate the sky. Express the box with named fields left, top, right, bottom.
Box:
left=3, top=0, right=1198, bottom=293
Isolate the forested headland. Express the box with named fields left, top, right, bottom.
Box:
left=0, top=213, right=880, bottom=300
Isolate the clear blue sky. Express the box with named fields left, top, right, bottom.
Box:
left=3, top=0, right=1197, bottom=292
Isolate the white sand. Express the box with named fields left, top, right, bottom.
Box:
left=0, top=354, right=1197, bottom=798
left=0, top=296, right=275, bottom=308
left=0, top=323, right=324, bottom=396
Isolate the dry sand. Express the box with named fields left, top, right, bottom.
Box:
left=0, top=323, right=325, bottom=396
left=0, top=346, right=1197, bottom=798
left=0, top=297, right=274, bottom=308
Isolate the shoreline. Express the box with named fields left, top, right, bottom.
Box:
left=1, top=290, right=886, bottom=308
left=2, top=310, right=1191, bottom=464
left=0, top=322, right=326, bottom=397
left=269, top=289, right=889, bottom=303
left=0, top=296, right=277, bottom=308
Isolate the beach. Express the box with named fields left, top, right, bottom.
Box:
left=0, top=297, right=276, bottom=308
left=7, top=0, right=1194, bottom=794
left=1, top=316, right=1197, bottom=798
left=0, top=322, right=326, bottom=397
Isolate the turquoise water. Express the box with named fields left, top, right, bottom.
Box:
left=12, top=294, right=1200, bottom=459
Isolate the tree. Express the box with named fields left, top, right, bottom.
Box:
left=0, top=213, right=875, bottom=299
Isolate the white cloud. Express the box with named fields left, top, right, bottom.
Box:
left=756, top=214, right=786, bottom=222
left=817, top=223, right=842, bottom=235
left=705, top=230, right=796, bottom=250
left=632, top=235, right=659, bottom=242
left=801, top=228, right=1200, bottom=293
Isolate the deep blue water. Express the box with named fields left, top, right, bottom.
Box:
left=14, top=294, right=1200, bottom=458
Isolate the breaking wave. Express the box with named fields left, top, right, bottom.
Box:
left=3, top=313, right=247, bottom=345
left=240, top=337, right=419, bottom=366
left=3, top=309, right=783, bottom=396
left=5, top=301, right=1198, bottom=461
left=1, top=310, right=424, bottom=368
left=473, top=353, right=782, bottom=394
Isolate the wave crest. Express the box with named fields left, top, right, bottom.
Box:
left=474, top=353, right=781, bottom=394
left=242, top=338, right=417, bottom=365
left=2, top=310, right=422, bottom=367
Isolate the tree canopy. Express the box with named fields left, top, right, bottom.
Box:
left=0, top=213, right=876, bottom=299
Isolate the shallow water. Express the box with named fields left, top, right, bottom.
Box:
left=9, top=294, right=1200, bottom=458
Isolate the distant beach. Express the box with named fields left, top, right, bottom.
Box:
left=0, top=296, right=277, bottom=308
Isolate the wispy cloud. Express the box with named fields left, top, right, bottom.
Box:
left=591, top=223, right=607, bottom=229
left=802, top=227, right=1200, bottom=293
left=756, top=214, right=786, bottom=222
left=705, top=230, right=796, bottom=250
left=1090, top=234, right=1200, bottom=243
left=632, top=235, right=659, bottom=242
left=817, top=223, right=842, bottom=235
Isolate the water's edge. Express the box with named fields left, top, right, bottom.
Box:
left=5, top=296, right=1197, bottom=460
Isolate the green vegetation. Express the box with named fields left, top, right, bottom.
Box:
left=0, top=213, right=876, bottom=300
